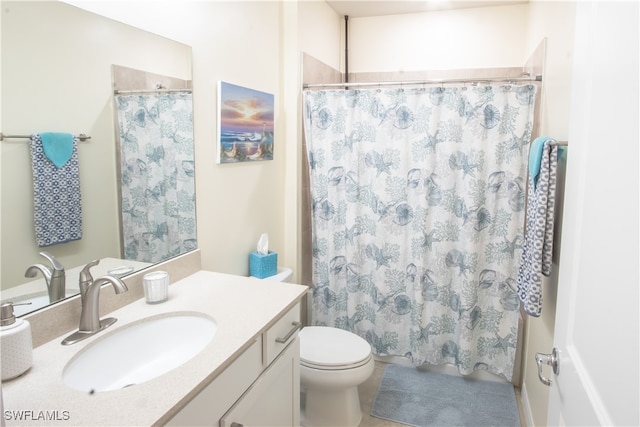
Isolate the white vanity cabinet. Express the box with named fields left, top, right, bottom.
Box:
left=220, top=337, right=299, bottom=427
left=166, top=302, right=301, bottom=427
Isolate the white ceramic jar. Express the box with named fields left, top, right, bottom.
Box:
left=0, top=302, right=33, bottom=380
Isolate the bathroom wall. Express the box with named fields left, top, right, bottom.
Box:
left=67, top=1, right=290, bottom=278
left=298, top=0, right=343, bottom=72
left=349, top=4, right=528, bottom=72
left=178, top=2, right=287, bottom=278
left=60, top=0, right=341, bottom=286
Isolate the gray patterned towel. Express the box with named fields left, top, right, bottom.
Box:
left=29, top=134, right=82, bottom=247
left=517, top=139, right=558, bottom=317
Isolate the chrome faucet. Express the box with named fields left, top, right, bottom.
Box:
left=62, top=259, right=128, bottom=345
left=24, top=251, right=66, bottom=303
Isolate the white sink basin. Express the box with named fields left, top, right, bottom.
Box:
left=62, top=312, right=217, bottom=392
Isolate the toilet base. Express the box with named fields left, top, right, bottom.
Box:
left=301, top=386, right=362, bottom=427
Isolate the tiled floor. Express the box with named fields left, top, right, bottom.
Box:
left=357, top=361, right=527, bottom=427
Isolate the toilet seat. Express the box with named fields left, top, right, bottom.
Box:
left=301, top=353, right=373, bottom=371
left=299, top=326, right=372, bottom=370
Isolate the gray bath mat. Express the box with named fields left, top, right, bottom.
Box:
left=371, top=364, right=521, bottom=427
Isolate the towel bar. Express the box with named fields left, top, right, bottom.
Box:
left=549, top=140, right=568, bottom=146
left=0, top=133, right=91, bottom=142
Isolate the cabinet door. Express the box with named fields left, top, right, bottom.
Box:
left=165, top=339, right=263, bottom=426
left=221, top=337, right=300, bottom=427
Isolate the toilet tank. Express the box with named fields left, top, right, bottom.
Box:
left=261, top=267, right=293, bottom=283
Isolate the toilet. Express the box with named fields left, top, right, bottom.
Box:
left=299, top=326, right=374, bottom=427
left=260, top=268, right=374, bottom=427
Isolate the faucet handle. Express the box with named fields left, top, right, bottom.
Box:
left=79, top=259, right=100, bottom=294
left=39, top=251, right=64, bottom=273
left=79, top=259, right=100, bottom=282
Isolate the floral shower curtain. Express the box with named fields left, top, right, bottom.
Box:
left=303, top=84, right=536, bottom=380
left=115, top=92, right=196, bottom=263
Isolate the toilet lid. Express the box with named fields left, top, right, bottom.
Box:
left=299, top=326, right=372, bottom=368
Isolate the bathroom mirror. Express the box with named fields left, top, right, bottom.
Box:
left=1, top=1, right=195, bottom=316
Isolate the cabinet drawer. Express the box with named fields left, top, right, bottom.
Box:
left=263, top=302, right=301, bottom=366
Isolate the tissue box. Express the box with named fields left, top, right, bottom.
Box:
left=250, top=251, right=278, bottom=279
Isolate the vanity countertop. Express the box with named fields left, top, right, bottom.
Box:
left=2, top=270, right=307, bottom=426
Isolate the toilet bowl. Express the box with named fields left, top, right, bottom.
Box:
left=299, top=326, right=374, bottom=427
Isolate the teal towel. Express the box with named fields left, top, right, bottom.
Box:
left=40, top=132, right=74, bottom=168
left=529, top=136, right=556, bottom=187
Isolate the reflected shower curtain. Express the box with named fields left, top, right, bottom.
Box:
left=303, top=85, right=536, bottom=380
left=115, top=92, right=196, bottom=263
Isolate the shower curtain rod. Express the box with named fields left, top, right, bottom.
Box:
left=303, top=74, right=542, bottom=89
left=114, top=88, right=192, bottom=95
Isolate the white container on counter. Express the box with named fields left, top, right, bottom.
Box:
left=1, top=302, right=33, bottom=380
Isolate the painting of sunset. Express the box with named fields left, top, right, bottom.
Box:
left=217, top=81, right=275, bottom=163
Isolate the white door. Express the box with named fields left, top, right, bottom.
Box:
left=544, top=2, right=639, bottom=426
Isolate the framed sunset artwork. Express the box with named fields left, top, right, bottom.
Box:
left=217, top=81, right=275, bottom=163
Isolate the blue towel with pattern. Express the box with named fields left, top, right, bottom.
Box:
left=29, top=134, right=82, bottom=247
left=517, top=139, right=558, bottom=317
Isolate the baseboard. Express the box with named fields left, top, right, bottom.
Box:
left=520, top=382, right=536, bottom=427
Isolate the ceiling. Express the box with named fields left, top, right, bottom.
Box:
left=325, top=0, right=528, bottom=18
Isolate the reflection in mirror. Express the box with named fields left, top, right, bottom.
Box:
left=112, top=65, right=196, bottom=263
left=1, top=1, right=195, bottom=316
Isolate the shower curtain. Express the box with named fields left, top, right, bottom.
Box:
left=303, top=84, right=536, bottom=380
left=115, top=92, right=196, bottom=263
